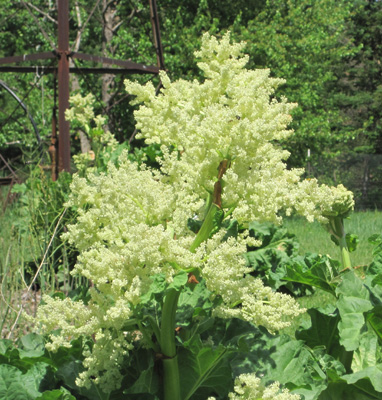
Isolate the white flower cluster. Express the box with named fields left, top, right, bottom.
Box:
left=34, top=32, right=354, bottom=392
left=125, top=32, right=353, bottom=225
left=65, top=93, right=97, bottom=127
left=291, top=181, right=354, bottom=223
left=66, top=93, right=119, bottom=172
left=203, top=232, right=303, bottom=332
left=208, top=373, right=300, bottom=400
left=32, top=294, right=133, bottom=390
left=227, top=373, right=300, bottom=400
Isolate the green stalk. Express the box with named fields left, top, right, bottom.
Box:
left=160, top=288, right=181, bottom=400
left=190, top=159, right=229, bottom=252
left=190, top=203, right=221, bottom=253
left=339, top=235, right=352, bottom=270
left=159, top=161, right=229, bottom=399
left=332, top=217, right=352, bottom=270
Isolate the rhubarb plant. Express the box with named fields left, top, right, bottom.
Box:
left=31, top=33, right=355, bottom=399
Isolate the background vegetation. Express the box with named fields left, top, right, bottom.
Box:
left=1, top=1, right=382, bottom=208
left=0, top=2, right=382, bottom=398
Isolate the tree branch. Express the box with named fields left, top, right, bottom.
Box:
left=23, top=1, right=57, bottom=24
left=71, top=0, right=102, bottom=52
left=21, top=1, right=56, bottom=49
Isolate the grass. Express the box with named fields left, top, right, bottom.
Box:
left=281, top=210, right=382, bottom=336
left=282, top=210, right=382, bottom=267
left=0, top=185, right=68, bottom=339
left=0, top=186, right=38, bottom=338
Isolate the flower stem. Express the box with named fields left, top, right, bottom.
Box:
left=160, top=288, right=181, bottom=400
left=332, top=217, right=352, bottom=270
left=190, top=203, right=221, bottom=252
left=190, top=159, right=230, bottom=252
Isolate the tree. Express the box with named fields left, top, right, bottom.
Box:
left=231, top=0, right=360, bottom=166
left=0, top=0, right=378, bottom=174
left=0, top=1, right=54, bottom=153
left=335, top=0, right=382, bottom=155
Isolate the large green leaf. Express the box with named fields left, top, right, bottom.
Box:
left=123, top=358, right=159, bottom=395
left=342, top=365, right=382, bottom=393
left=211, top=319, right=276, bottom=378
left=320, top=349, right=382, bottom=398
left=321, top=381, right=381, bottom=400
left=336, top=272, right=373, bottom=351
left=176, top=280, right=214, bottom=332
left=244, top=247, right=289, bottom=289
left=55, top=359, right=108, bottom=400
left=35, top=387, right=76, bottom=400
left=296, top=308, right=343, bottom=359
left=352, top=333, right=379, bottom=372
left=282, top=253, right=340, bottom=294
left=264, top=337, right=327, bottom=400
left=142, top=274, right=166, bottom=301
left=265, top=339, right=324, bottom=384
left=119, top=347, right=161, bottom=399
left=0, top=339, right=15, bottom=366
left=17, top=333, right=45, bottom=359
left=178, top=336, right=232, bottom=400
left=311, top=349, right=346, bottom=382
left=0, top=339, right=13, bottom=356
left=0, top=363, right=48, bottom=400
left=168, top=270, right=189, bottom=291
left=0, top=364, right=36, bottom=400
left=245, top=222, right=300, bottom=291
left=366, top=305, right=382, bottom=343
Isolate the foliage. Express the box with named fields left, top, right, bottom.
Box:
left=3, top=225, right=382, bottom=399
left=231, top=0, right=359, bottom=167
left=0, top=332, right=96, bottom=400
left=0, top=0, right=380, bottom=171
left=335, top=0, right=382, bottom=156
left=0, top=1, right=54, bottom=151
left=282, top=237, right=382, bottom=399
left=2, top=0, right=382, bottom=202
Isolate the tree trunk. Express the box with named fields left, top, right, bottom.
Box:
left=102, top=0, right=118, bottom=133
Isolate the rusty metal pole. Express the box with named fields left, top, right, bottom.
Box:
left=0, top=1, right=162, bottom=175
left=149, top=0, right=165, bottom=70
left=57, top=0, right=71, bottom=172
left=49, top=71, right=58, bottom=181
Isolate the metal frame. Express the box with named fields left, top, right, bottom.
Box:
left=0, top=0, right=163, bottom=175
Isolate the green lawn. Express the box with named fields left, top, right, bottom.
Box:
left=282, top=210, right=382, bottom=267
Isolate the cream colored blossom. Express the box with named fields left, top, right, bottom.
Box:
left=65, top=93, right=95, bottom=127
left=291, top=180, right=354, bottom=223
left=31, top=293, right=134, bottom=391
left=202, top=233, right=304, bottom=332
left=125, top=32, right=353, bottom=225
left=228, top=373, right=300, bottom=400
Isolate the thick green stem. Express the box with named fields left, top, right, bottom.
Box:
left=160, top=161, right=229, bottom=399
left=339, top=235, right=352, bottom=270
left=162, top=356, right=180, bottom=400
left=332, top=217, right=352, bottom=270
left=160, top=288, right=181, bottom=400
left=190, top=159, right=229, bottom=253
left=190, top=203, right=221, bottom=252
